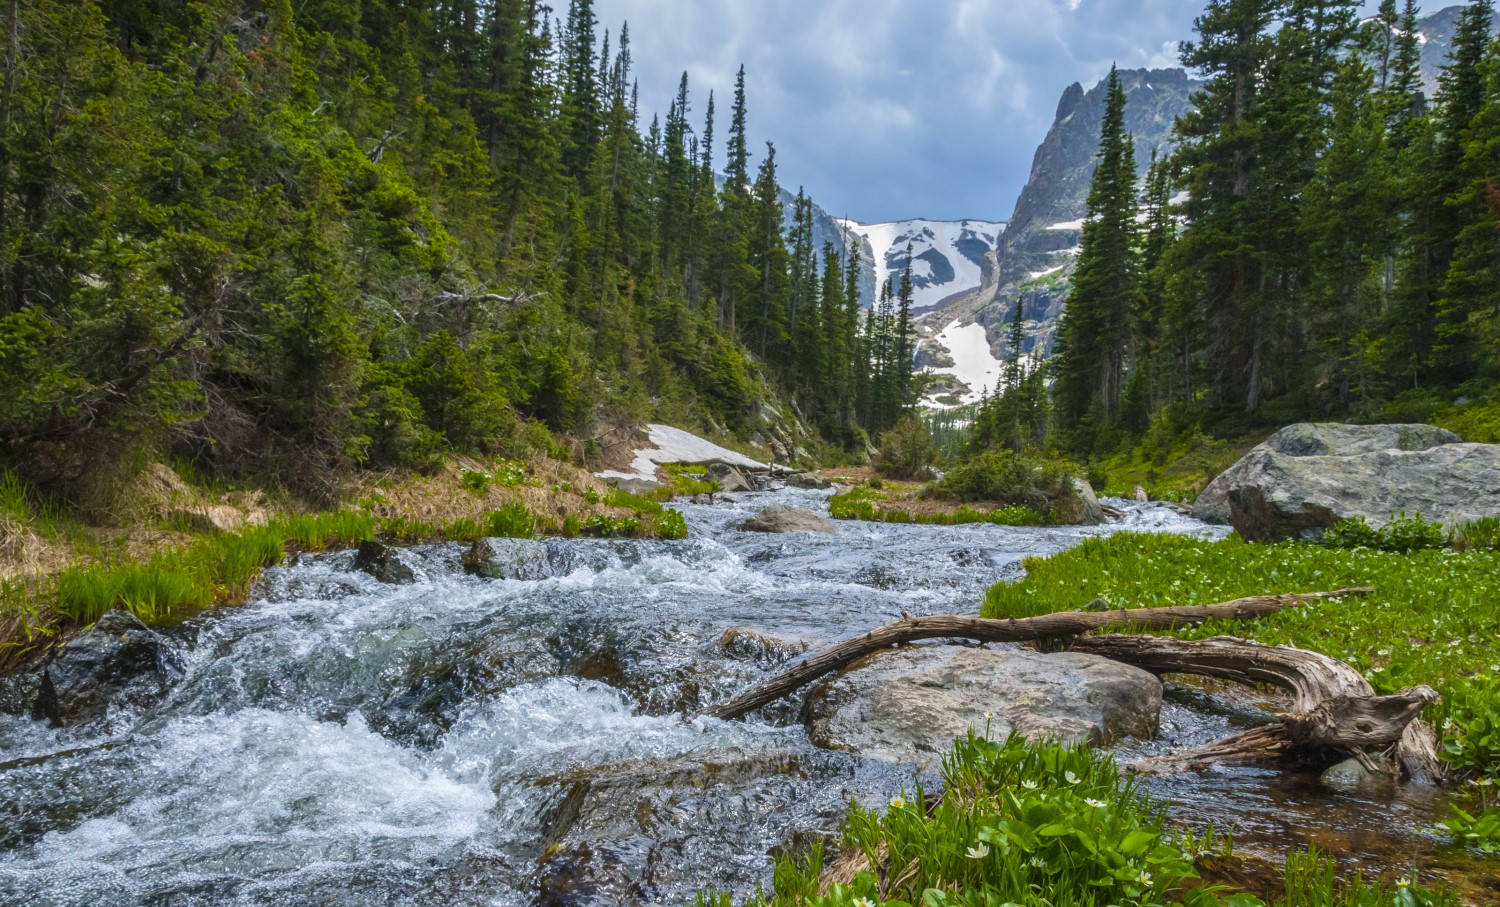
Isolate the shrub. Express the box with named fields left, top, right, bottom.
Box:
left=461, top=469, right=491, bottom=494
left=932, top=449, right=1078, bottom=516
left=1323, top=513, right=1449, bottom=552
left=1454, top=516, right=1500, bottom=552
left=873, top=416, right=940, bottom=480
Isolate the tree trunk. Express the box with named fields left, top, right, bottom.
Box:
left=695, top=588, right=1371, bottom=721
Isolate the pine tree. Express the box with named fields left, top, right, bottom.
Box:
left=1052, top=66, right=1139, bottom=436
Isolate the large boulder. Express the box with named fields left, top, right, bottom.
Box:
left=734, top=504, right=837, bottom=534
left=462, top=537, right=554, bottom=580
left=706, top=462, right=754, bottom=493
left=32, top=610, right=173, bottom=727
left=805, top=645, right=1161, bottom=769
left=1190, top=423, right=1498, bottom=541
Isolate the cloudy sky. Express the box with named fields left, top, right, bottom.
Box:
left=592, top=0, right=1206, bottom=224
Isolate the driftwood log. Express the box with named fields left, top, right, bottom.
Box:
left=697, top=586, right=1444, bottom=781
left=696, top=588, right=1371, bottom=721
left=1072, top=634, right=1443, bottom=780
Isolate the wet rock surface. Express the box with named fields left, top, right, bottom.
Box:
left=353, top=539, right=416, bottom=584
left=463, top=537, right=556, bottom=580
left=805, top=645, right=1162, bottom=769
left=31, top=610, right=173, bottom=727
left=734, top=504, right=837, bottom=534
left=1193, top=422, right=1472, bottom=531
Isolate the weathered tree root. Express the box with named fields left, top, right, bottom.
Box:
left=695, top=588, right=1371, bottom=721
left=1071, top=634, right=1443, bottom=781
left=696, top=586, right=1443, bottom=781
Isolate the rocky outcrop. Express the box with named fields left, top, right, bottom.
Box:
left=804, top=645, right=1161, bottom=769
left=734, top=505, right=837, bottom=535
left=461, top=537, right=554, bottom=580
left=1191, top=423, right=1497, bottom=541
left=352, top=540, right=415, bottom=584
left=706, top=463, right=754, bottom=493
left=32, top=610, right=173, bottom=727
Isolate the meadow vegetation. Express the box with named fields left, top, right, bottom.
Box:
left=699, top=734, right=1455, bottom=907
left=982, top=530, right=1500, bottom=853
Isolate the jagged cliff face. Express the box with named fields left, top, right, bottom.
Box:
left=913, top=8, right=1479, bottom=408
left=928, top=67, right=1197, bottom=388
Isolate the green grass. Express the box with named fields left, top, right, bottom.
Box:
left=829, top=485, right=1046, bottom=527
left=981, top=532, right=1500, bottom=850
left=700, top=733, right=1455, bottom=907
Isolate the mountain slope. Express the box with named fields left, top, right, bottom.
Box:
left=911, top=67, right=1196, bottom=405
left=837, top=218, right=1006, bottom=312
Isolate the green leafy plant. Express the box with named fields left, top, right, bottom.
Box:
left=1324, top=513, right=1449, bottom=552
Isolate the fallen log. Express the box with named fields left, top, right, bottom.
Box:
left=695, top=588, right=1371, bottom=721
left=1071, top=634, right=1443, bottom=780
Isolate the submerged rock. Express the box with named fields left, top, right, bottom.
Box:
left=32, top=610, right=173, bottom=727
left=1320, top=757, right=1384, bottom=789
left=533, top=751, right=822, bottom=906
left=352, top=539, right=415, bottom=585
left=734, top=504, right=837, bottom=535
left=1191, top=422, right=1498, bottom=541
left=805, top=645, right=1161, bottom=769
left=462, top=537, right=554, bottom=580
left=718, top=626, right=810, bottom=664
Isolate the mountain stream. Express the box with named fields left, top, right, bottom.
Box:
left=0, top=488, right=1493, bottom=905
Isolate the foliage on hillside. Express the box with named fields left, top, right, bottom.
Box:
left=0, top=0, right=917, bottom=508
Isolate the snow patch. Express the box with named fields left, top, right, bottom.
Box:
left=920, top=321, right=1005, bottom=407
left=1045, top=218, right=1085, bottom=231
left=838, top=218, right=1005, bottom=312
left=597, top=424, right=767, bottom=485
left=1028, top=264, right=1066, bottom=280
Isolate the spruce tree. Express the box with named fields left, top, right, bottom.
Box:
left=1052, top=66, right=1139, bottom=437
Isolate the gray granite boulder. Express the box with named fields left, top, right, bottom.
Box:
left=805, top=645, right=1161, bottom=769
left=1191, top=423, right=1497, bottom=541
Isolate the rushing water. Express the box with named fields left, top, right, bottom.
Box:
left=0, top=488, right=1491, bottom=906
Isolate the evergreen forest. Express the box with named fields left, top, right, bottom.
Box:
left=971, top=0, right=1500, bottom=466
left=0, top=0, right=918, bottom=499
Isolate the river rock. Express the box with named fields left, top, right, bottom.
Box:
left=32, top=610, right=172, bottom=727
left=1070, top=477, right=1106, bottom=525
left=533, top=750, right=820, bottom=906
left=785, top=472, right=833, bottom=490
left=1191, top=422, right=1498, bottom=541
left=734, top=504, right=837, bottom=534
left=805, top=645, right=1161, bottom=768
left=461, top=537, right=553, bottom=580
left=706, top=462, right=754, bottom=493
left=352, top=539, right=415, bottom=584
left=1319, top=757, right=1383, bottom=789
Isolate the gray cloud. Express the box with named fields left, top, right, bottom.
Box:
left=591, top=0, right=1204, bottom=222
